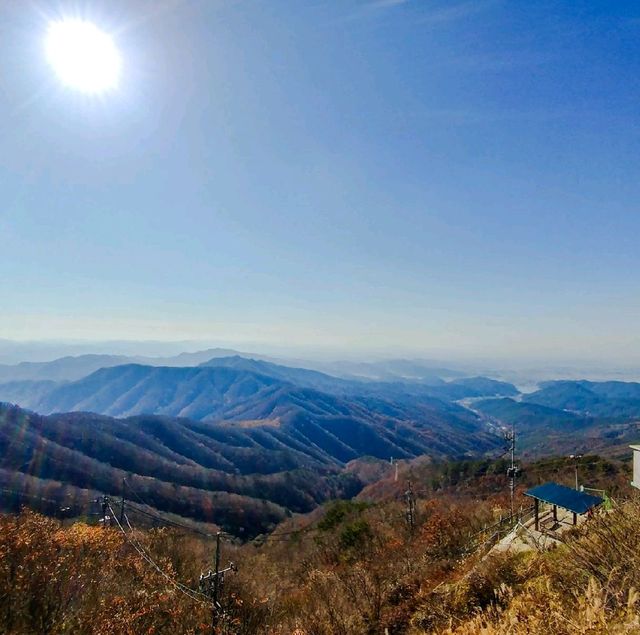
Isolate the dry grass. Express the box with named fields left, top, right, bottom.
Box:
left=3, top=490, right=640, bottom=634
left=420, top=498, right=640, bottom=634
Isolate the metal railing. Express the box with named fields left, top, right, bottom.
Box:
left=464, top=505, right=536, bottom=554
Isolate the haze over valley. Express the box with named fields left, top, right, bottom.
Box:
left=2, top=344, right=640, bottom=538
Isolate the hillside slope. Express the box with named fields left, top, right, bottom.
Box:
left=0, top=403, right=358, bottom=535
left=523, top=379, right=640, bottom=417
left=0, top=453, right=635, bottom=634
left=0, top=363, right=500, bottom=461
left=473, top=397, right=640, bottom=456
left=0, top=390, right=499, bottom=535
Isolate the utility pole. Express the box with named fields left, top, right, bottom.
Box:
left=119, top=479, right=126, bottom=526
left=505, top=427, right=519, bottom=520
left=100, top=495, right=110, bottom=528
left=213, top=531, right=221, bottom=624
left=405, top=480, right=416, bottom=533
left=200, top=532, right=238, bottom=634
left=569, top=454, right=583, bottom=490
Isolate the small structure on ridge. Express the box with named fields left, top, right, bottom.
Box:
left=630, top=445, right=640, bottom=490
left=524, top=482, right=604, bottom=531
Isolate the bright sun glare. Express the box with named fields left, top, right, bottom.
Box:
left=45, top=19, right=121, bottom=94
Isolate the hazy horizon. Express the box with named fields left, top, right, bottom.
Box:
left=1, top=337, right=640, bottom=373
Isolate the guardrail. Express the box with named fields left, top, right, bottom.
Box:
left=464, top=505, right=536, bottom=554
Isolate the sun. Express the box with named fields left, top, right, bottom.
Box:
left=45, top=19, right=122, bottom=94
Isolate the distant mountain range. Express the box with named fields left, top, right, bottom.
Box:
left=0, top=348, right=489, bottom=384
left=0, top=358, right=507, bottom=460
left=475, top=380, right=640, bottom=423
left=0, top=363, right=506, bottom=535
left=472, top=379, right=640, bottom=456
left=2, top=350, right=638, bottom=456
left=0, top=354, right=517, bottom=532
left=0, top=348, right=257, bottom=382
left=524, top=380, right=640, bottom=418
left=4, top=349, right=640, bottom=533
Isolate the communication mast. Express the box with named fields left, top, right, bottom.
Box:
left=505, top=427, right=519, bottom=519
left=404, top=480, right=416, bottom=533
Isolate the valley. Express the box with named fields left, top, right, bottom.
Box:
left=1, top=352, right=640, bottom=538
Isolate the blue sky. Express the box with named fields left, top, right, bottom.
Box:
left=1, top=1, right=639, bottom=360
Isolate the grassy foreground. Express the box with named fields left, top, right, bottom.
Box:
left=1, top=480, right=638, bottom=633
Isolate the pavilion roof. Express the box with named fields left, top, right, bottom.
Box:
left=524, top=482, right=603, bottom=515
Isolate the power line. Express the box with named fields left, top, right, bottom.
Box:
left=122, top=479, right=217, bottom=538
left=108, top=503, right=211, bottom=605
left=0, top=487, right=70, bottom=507
left=123, top=478, right=151, bottom=507
left=268, top=525, right=313, bottom=537
left=122, top=510, right=210, bottom=602
left=262, top=522, right=320, bottom=541
left=125, top=502, right=215, bottom=538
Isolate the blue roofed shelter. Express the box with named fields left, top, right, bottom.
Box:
left=525, top=482, right=604, bottom=531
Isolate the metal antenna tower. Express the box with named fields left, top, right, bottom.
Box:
left=405, top=479, right=416, bottom=533
left=569, top=453, right=584, bottom=490
left=505, top=427, right=519, bottom=519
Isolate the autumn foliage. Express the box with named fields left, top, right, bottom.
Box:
left=1, top=456, right=639, bottom=634
left=0, top=511, right=211, bottom=634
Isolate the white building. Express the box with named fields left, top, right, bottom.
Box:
left=631, top=445, right=640, bottom=489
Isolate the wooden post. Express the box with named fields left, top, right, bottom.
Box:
left=534, top=498, right=539, bottom=531
left=573, top=512, right=577, bottom=526
left=553, top=505, right=557, bottom=522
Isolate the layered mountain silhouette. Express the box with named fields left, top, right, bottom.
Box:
left=0, top=349, right=486, bottom=385
left=0, top=356, right=514, bottom=534
left=472, top=378, right=640, bottom=455
left=523, top=380, right=640, bottom=417
left=0, top=360, right=504, bottom=460
left=0, top=348, right=259, bottom=383
left=0, top=403, right=356, bottom=536
left=0, top=365, right=502, bottom=534
left=474, top=379, right=640, bottom=425
left=3, top=354, right=639, bottom=534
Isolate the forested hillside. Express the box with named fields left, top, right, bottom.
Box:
left=473, top=397, right=640, bottom=456
left=3, top=356, right=640, bottom=541
left=523, top=379, right=640, bottom=417
left=0, top=455, right=635, bottom=634
left=0, top=396, right=500, bottom=536
left=0, top=403, right=358, bottom=536
left=0, top=359, right=505, bottom=483
left=0, top=356, right=521, bottom=417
